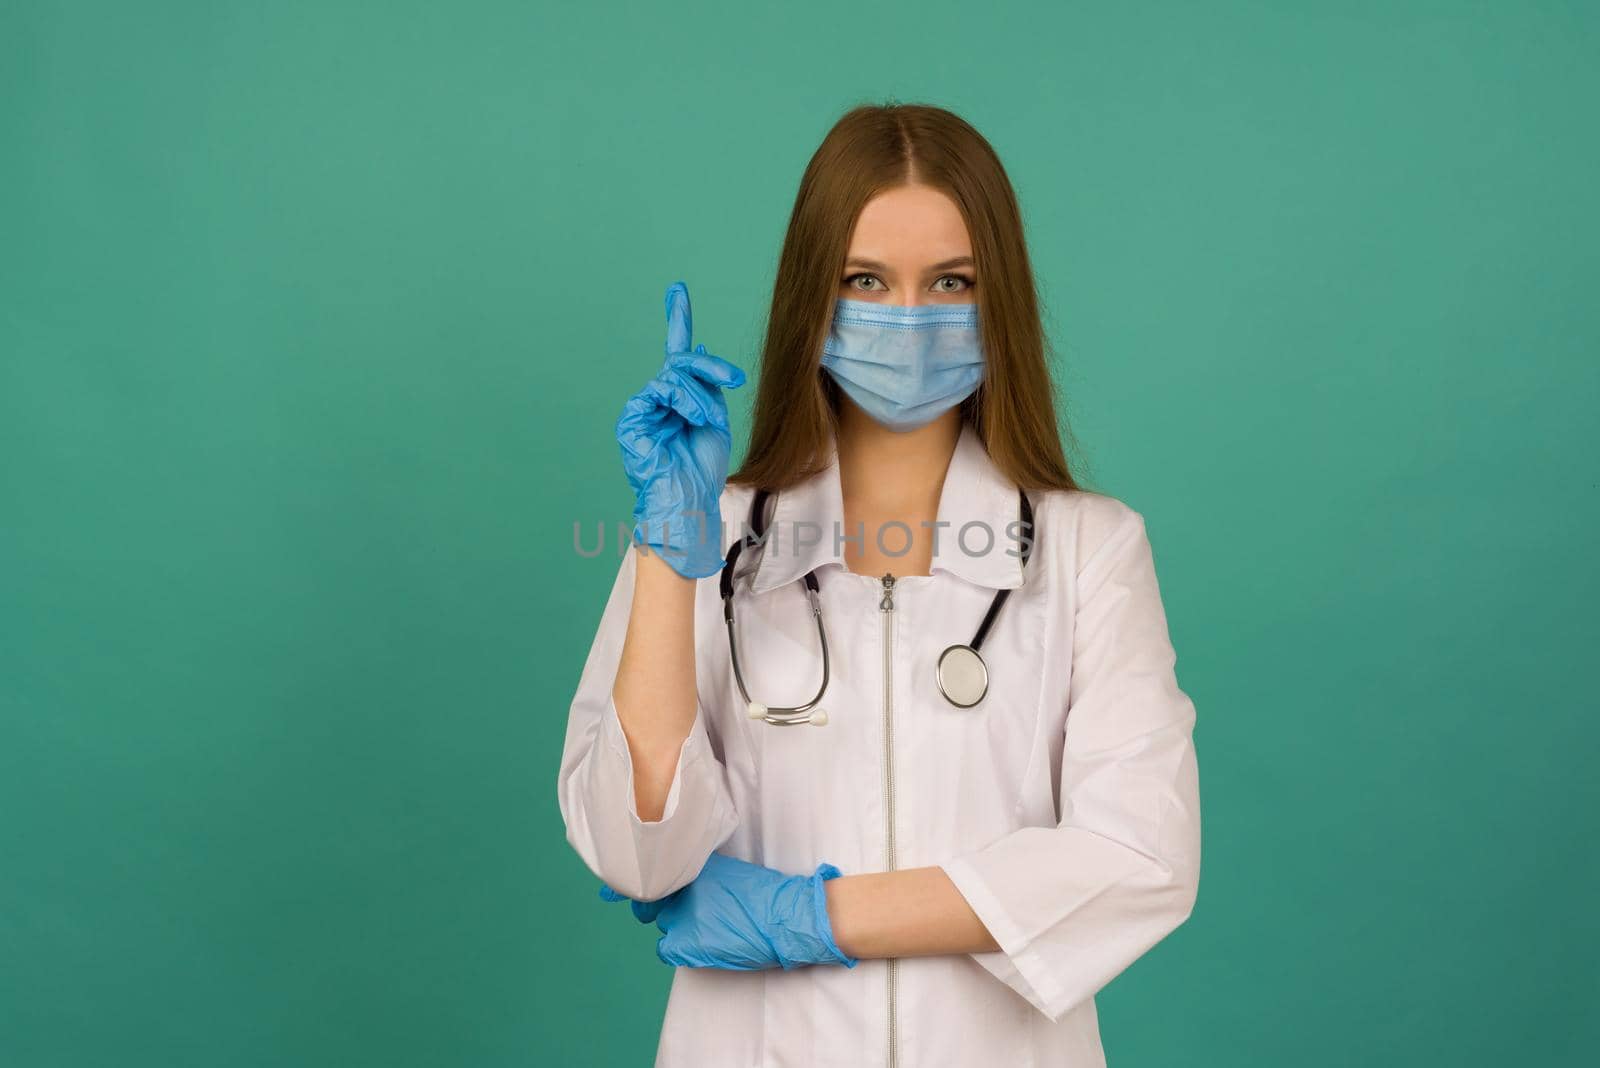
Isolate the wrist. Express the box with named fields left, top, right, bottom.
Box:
left=814, top=866, right=858, bottom=967
left=632, top=504, right=727, bottom=578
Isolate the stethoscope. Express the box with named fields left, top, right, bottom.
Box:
left=719, top=486, right=1034, bottom=726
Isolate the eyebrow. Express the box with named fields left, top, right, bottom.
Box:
left=844, top=255, right=975, bottom=273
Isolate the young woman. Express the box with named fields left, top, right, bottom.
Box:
left=558, top=102, right=1201, bottom=1067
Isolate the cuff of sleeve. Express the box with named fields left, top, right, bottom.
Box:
left=941, top=856, right=1068, bottom=1021
left=600, top=694, right=710, bottom=827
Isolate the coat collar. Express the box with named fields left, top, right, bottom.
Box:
left=745, top=421, right=1026, bottom=594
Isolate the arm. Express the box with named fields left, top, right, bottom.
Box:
left=935, top=505, right=1202, bottom=1021
left=612, top=548, right=700, bottom=821
left=557, top=543, right=739, bottom=901
left=560, top=279, right=747, bottom=900
left=824, top=867, right=1000, bottom=959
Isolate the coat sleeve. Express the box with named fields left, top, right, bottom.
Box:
left=556, top=544, right=740, bottom=902
left=939, top=505, right=1201, bottom=1022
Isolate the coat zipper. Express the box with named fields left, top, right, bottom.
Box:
left=879, top=573, right=899, bottom=1068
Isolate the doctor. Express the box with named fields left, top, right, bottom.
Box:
left=558, top=103, right=1201, bottom=1067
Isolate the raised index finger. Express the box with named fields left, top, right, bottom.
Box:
left=664, top=280, right=693, bottom=356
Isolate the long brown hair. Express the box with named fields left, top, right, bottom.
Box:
left=727, top=102, right=1081, bottom=493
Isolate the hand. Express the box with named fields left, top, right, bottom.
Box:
left=599, top=852, right=858, bottom=971
left=614, top=281, right=747, bottom=579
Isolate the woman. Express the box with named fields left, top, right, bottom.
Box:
left=558, top=102, right=1201, bottom=1067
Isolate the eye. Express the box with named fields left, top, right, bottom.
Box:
left=934, top=274, right=975, bottom=293
left=842, top=273, right=882, bottom=292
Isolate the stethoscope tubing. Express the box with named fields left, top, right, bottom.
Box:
left=720, top=485, right=1032, bottom=724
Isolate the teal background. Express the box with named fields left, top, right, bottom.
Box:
left=3, top=1, right=1597, bottom=1064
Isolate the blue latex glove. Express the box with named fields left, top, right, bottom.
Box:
left=615, top=281, right=747, bottom=579
left=599, top=852, right=859, bottom=971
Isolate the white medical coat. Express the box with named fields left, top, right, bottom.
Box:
left=558, top=423, right=1202, bottom=1067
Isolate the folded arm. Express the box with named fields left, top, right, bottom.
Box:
left=936, top=506, right=1202, bottom=1021
left=824, top=866, right=1000, bottom=959
left=558, top=545, right=739, bottom=901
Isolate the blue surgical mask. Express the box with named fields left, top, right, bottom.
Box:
left=821, top=297, right=985, bottom=432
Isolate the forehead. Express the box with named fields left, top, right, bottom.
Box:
left=847, top=184, right=971, bottom=264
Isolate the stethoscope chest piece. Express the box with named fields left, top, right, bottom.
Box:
left=935, top=644, right=989, bottom=708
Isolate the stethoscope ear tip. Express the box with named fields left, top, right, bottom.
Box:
left=746, top=700, right=829, bottom=726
